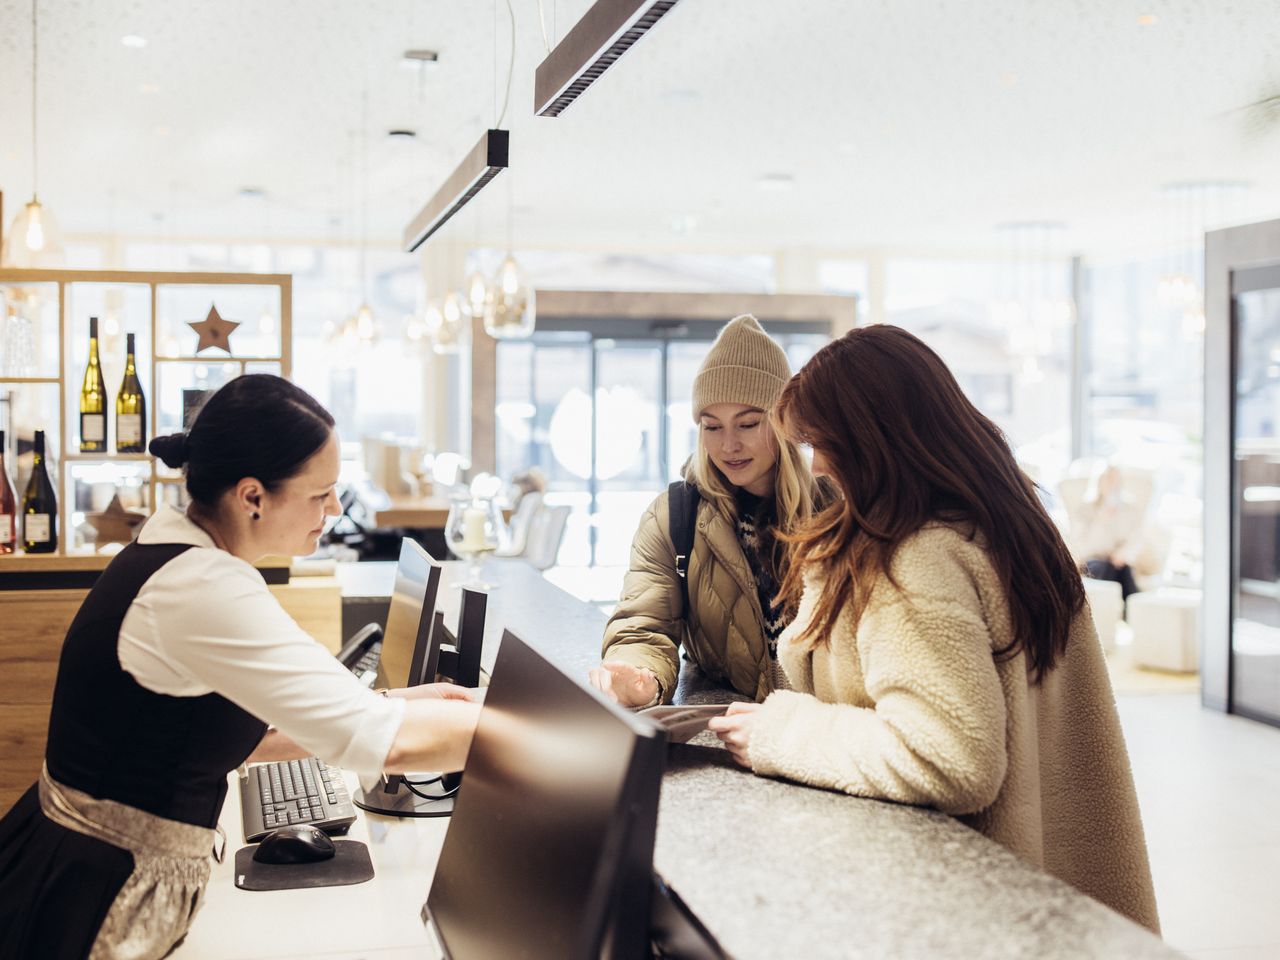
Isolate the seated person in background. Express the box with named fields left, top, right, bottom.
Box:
left=590, top=315, right=824, bottom=706
left=708, top=326, right=1160, bottom=934
left=0, top=374, right=481, bottom=960
left=1071, top=464, right=1144, bottom=601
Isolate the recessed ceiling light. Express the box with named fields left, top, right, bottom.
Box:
left=121, top=34, right=148, bottom=48
left=401, top=49, right=439, bottom=68
left=1136, top=14, right=1158, bottom=25
left=139, top=82, right=160, bottom=94
left=756, top=173, right=795, bottom=192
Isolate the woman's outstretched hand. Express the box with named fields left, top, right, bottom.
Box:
left=588, top=661, right=660, bottom=707
left=708, top=701, right=761, bottom=768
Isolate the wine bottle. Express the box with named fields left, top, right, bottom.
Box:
left=80, top=316, right=108, bottom=453
left=0, top=430, right=17, bottom=555
left=22, top=429, right=57, bottom=554
left=116, top=333, right=147, bottom=453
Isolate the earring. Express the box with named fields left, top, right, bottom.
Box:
left=252, top=512, right=260, bottom=520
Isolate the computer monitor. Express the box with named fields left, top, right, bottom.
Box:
left=352, top=537, right=445, bottom=818
left=374, top=537, right=443, bottom=690
left=383, top=585, right=488, bottom=818
left=422, top=630, right=668, bottom=960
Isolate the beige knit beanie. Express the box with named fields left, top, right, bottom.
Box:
left=691, top=315, right=792, bottom=421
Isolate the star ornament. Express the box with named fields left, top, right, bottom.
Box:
left=86, top=494, right=149, bottom=549
left=188, top=305, right=241, bottom=354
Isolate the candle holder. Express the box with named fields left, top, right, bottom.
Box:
left=444, top=493, right=506, bottom=589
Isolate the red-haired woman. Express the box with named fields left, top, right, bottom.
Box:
left=708, top=325, right=1159, bottom=933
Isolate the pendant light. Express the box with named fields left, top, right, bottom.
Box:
left=355, top=93, right=378, bottom=344
left=431, top=294, right=466, bottom=355
left=482, top=170, right=536, bottom=340
left=2, top=0, right=64, bottom=267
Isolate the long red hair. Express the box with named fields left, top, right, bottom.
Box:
left=774, top=325, right=1084, bottom=681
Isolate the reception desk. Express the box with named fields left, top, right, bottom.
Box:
left=177, top=560, right=1178, bottom=959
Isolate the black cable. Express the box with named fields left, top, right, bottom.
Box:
left=402, top=774, right=442, bottom=787
left=403, top=780, right=460, bottom=802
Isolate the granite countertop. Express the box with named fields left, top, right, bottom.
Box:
left=348, top=560, right=1182, bottom=958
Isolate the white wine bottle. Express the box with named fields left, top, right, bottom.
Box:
left=80, top=316, right=108, bottom=453
left=22, top=429, right=57, bottom=554
left=116, top=333, right=147, bottom=453
left=0, top=430, right=16, bottom=555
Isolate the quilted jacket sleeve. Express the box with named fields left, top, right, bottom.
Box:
left=749, top=531, right=1009, bottom=815
left=601, top=493, right=683, bottom=702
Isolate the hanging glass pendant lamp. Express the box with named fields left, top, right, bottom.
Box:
left=482, top=162, right=535, bottom=340
left=483, top=254, right=536, bottom=339
left=465, top=269, right=489, bottom=318
left=2, top=0, right=64, bottom=267
left=431, top=294, right=465, bottom=355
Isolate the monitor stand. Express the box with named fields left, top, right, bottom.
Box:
left=353, top=772, right=459, bottom=818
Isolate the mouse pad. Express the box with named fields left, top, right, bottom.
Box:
left=233, top=839, right=375, bottom=892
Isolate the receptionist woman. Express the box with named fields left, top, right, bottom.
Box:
left=0, top=374, right=481, bottom=960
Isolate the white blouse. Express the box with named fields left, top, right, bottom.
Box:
left=117, top=506, right=404, bottom=778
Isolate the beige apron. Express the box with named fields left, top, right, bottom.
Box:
left=38, top=765, right=224, bottom=960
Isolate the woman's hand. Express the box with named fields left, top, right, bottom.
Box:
left=388, top=682, right=479, bottom=702
left=588, top=661, right=660, bottom=707
left=707, top=701, right=762, bottom=768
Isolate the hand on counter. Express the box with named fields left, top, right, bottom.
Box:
left=386, top=682, right=479, bottom=703
left=588, top=661, right=660, bottom=707
left=708, top=702, right=761, bottom=768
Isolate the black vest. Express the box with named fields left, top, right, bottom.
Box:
left=44, top=542, right=268, bottom=828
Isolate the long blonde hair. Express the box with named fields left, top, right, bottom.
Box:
left=686, top=412, right=817, bottom=592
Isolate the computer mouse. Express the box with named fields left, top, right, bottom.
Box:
left=252, top=825, right=336, bottom=865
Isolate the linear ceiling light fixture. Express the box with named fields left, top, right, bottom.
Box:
left=534, top=0, right=680, bottom=117
left=402, top=128, right=509, bottom=252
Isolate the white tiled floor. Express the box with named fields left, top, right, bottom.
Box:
left=1117, top=692, right=1280, bottom=959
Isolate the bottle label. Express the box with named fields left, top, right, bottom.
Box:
left=0, top=514, right=13, bottom=545
left=83, top=414, right=106, bottom=443
left=118, top=415, right=143, bottom=446
left=25, top=514, right=51, bottom=543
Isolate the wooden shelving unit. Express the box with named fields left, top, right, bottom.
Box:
left=0, top=267, right=292, bottom=561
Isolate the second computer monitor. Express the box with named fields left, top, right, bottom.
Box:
left=423, top=630, right=667, bottom=960
left=374, top=537, right=443, bottom=691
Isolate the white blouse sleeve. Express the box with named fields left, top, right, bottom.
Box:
left=119, top=548, right=405, bottom=778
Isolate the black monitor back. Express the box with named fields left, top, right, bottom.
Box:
left=424, top=630, right=666, bottom=960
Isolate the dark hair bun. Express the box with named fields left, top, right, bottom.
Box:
left=149, top=433, right=190, bottom=469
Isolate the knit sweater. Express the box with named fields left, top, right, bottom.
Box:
left=748, top=523, right=1161, bottom=934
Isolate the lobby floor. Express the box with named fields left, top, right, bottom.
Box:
left=1118, top=691, right=1280, bottom=959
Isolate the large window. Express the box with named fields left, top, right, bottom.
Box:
left=496, top=322, right=828, bottom=567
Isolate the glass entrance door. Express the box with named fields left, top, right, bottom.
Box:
left=1231, top=267, right=1280, bottom=725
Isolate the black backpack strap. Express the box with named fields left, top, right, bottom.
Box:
left=667, top=480, right=701, bottom=618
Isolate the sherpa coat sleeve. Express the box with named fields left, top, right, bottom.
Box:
left=601, top=493, right=682, bottom=701
left=749, top=531, right=1009, bottom=814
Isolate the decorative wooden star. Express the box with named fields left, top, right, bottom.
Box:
left=188, top=304, right=241, bottom=354
left=86, top=494, right=149, bottom=548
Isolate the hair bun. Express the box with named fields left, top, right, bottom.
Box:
left=149, top=432, right=190, bottom=468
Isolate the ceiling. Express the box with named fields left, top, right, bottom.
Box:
left=0, top=0, right=1278, bottom=261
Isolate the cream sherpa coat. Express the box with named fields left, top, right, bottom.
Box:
left=749, top=524, right=1161, bottom=934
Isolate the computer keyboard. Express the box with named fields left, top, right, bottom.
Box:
left=240, top=757, right=358, bottom=843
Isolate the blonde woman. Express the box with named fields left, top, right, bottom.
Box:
left=589, top=315, right=823, bottom=706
